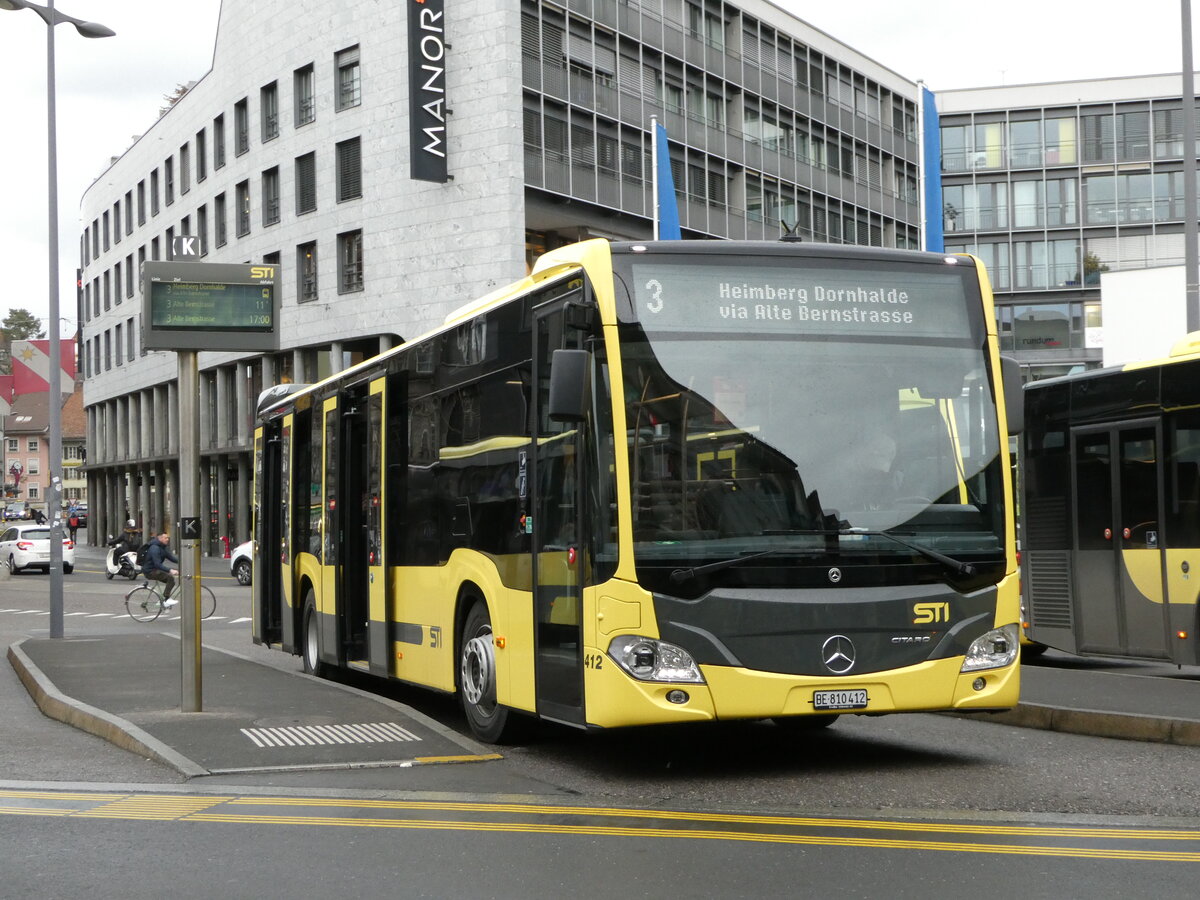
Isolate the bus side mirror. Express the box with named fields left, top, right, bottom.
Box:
left=548, top=349, right=591, bottom=422
left=1001, top=356, right=1024, bottom=436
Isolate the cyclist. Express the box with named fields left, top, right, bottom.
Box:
left=143, top=532, right=181, bottom=609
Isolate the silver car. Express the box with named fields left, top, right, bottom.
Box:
left=0, top=524, right=76, bottom=574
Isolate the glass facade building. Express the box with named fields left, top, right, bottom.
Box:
left=937, top=75, right=1196, bottom=380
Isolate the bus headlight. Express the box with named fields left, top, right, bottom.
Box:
left=608, top=635, right=705, bottom=684
left=961, top=623, right=1019, bottom=672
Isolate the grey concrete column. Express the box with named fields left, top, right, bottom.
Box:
left=236, top=452, right=251, bottom=547
left=379, top=335, right=392, bottom=355
left=216, top=454, right=229, bottom=548
left=236, top=360, right=249, bottom=447
left=138, top=465, right=151, bottom=536
left=167, top=379, right=179, bottom=456
left=151, top=464, right=164, bottom=534
left=293, top=349, right=305, bottom=384
left=167, top=461, right=179, bottom=533
left=215, top=366, right=229, bottom=446
left=199, top=456, right=213, bottom=556
left=330, top=341, right=344, bottom=375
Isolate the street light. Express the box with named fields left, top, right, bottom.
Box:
left=1, top=0, right=114, bottom=639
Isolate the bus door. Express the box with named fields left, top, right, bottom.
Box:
left=532, top=299, right=587, bottom=726
left=333, top=382, right=377, bottom=670
left=253, top=420, right=286, bottom=648
left=1072, top=422, right=1168, bottom=658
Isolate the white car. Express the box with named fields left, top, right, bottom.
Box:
left=230, top=540, right=252, bottom=585
left=0, top=524, right=75, bottom=574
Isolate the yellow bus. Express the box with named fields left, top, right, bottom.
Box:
left=1022, top=337, right=1200, bottom=665
left=252, top=238, right=1023, bottom=742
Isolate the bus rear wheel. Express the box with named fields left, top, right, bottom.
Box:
left=302, top=592, right=326, bottom=678
left=459, top=601, right=522, bottom=744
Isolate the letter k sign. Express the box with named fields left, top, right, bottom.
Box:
left=172, top=235, right=199, bottom=259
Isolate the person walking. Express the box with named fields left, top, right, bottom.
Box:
left=143, top=532, right=181, bottom=609
left=67, top=509, right=80, bottom=543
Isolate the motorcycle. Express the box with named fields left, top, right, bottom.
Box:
left=105, top=535, right=140, bottom=580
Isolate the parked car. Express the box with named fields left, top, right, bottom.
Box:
left=230, top=540, right=252, bottom=585
left=4, top=502, right=28, bottom=521
left=0, top=523, right=75, bottom=574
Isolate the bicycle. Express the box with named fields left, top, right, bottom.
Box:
left=124, top=578, right=216, bottom=622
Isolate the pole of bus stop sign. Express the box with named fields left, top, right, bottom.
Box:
left=178, top=350, right=202, bottom=711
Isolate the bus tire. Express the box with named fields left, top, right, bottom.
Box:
left=458, top=600, right=522, bottom=744
left=302, top=593, right=326, bottom=678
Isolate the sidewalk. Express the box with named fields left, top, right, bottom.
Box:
left=9, top=633, right=500, bottom=778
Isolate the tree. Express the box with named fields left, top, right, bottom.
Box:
left=0, top=308, right=45, bottom=375
left=158, top=82, right=194, bottom=118
left=3, top=308, right=45, bottom=340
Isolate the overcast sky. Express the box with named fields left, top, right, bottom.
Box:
left=1, top=0, right=1195, bottom=334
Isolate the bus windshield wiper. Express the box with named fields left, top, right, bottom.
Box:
left=840, top=527, right=976, bottom=576
left=670, top=547, right=809, bottom=584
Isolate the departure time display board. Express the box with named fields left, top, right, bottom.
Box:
left=142, top=261, right=280, bottom=351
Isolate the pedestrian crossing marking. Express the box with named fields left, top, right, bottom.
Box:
left=241, top=722, right=422, bottom=748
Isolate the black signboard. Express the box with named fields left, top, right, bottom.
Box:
left=408, top=0, right=448, bottom=183
left=142, top=261, right=280, bottom=352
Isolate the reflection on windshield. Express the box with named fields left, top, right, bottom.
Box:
left=621, top=328, right=1006, bottom=570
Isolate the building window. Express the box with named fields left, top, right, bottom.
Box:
left=214, top=113, right=226, bottom=168
left=179, top=143, right=190, bottom=194
left=337, top=229, right=364, bottom=293
left=235, top=98, right=249, bottom=155
left=6, top=439, right=16, bottom=453
left=262, top=167, right=280, bottom=226
left=196, top=128, right=207, bottom=182
left=126, top=254, right=134, bottom=297
left=27, top=484, right=39, bottom=501
left=165, top=156, right=174, bottom=205
left=336, top=137, right=362, bottom=201
left=26, top=439, right=37, bottom=452
left=295, top=64, right=315, bottom=126
left=215, top=193, right=227, bottom=247
left=113, top=200, right=121, bottom=244
left=124, top=190, right=133, bottom=234
left=103, top=211, right=110, bottom=250
left=137, top=180, right=146, bottom=224
left=298, top=241, right=318, bottom=302
left=296, top=152, right=317, bottom=214
left=114, top=323, right=123, bottom=366
left=151, top=169, right=160, bottom=215
left=197, top=205, right=208, bottom=255
left=261, top=81, right=279, bottom=142
left=113, top=261, right=121, bottom=305
left=127, top=317, right=136, bottom=360
left=27, top=458, right=40, bottom=476
left=236, top=181, right=251, bottom=237
left=336, top=45, right=361, bottom=111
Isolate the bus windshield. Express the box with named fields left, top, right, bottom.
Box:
left=612, top=250, right=1007, bottom=589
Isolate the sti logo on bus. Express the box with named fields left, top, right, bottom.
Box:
left=408, top=0, right=448, bottom=183
left=913, top=602, right=950, bottom=624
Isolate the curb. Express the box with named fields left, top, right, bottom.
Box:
left=950, top=703, right=1200, bottom=747
left=7, top=639, right=210, bottom=778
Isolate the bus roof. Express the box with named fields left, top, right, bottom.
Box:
left=1025, top=330, right=1200, bottom=393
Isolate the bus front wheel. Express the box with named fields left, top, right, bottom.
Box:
left=458, top=601, right=521, bottom=743
left=302, top=593, right=326, bottom=678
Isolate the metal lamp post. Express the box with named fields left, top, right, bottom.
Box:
left=0, top=0, right=114, bottom=638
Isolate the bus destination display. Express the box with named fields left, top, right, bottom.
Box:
left=631, top=261, right=975, bottom=341
left=142, top=261, right=280, bottom=352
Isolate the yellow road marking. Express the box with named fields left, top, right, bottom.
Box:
left=0, top=790, right=1196, bottom=861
